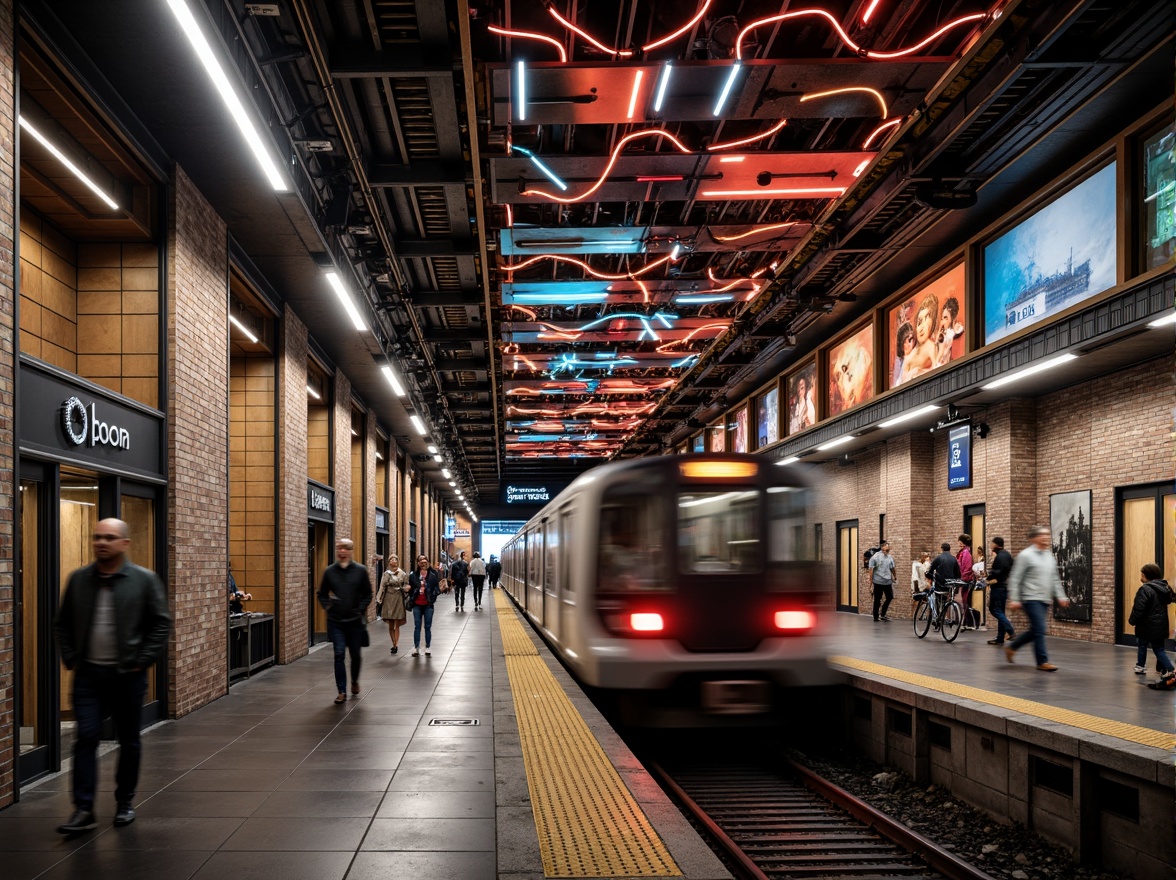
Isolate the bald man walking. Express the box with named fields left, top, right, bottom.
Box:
left=55, top=518, right=171, bottom=834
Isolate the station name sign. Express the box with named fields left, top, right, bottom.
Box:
left=504, top=485, right=552, bottom=505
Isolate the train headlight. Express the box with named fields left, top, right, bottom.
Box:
left=774, top=610, right=816, bottom=631
left=630, top=613, right=665, bottom=632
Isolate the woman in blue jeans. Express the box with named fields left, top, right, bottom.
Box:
left=406, top=555, right=442, bottom=656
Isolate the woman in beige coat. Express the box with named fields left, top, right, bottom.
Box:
left=376, top=554, right=410, bottom=654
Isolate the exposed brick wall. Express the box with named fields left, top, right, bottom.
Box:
left=0, top=0, right=17, bottom=809
left=276, top=307, right=308, bottom=664
left=811, top=355, right=1172, bottom=643
left=365, top=414, right=377, bottom=574
left=333, top=371, right=352, bottom=544
left=229, top=357, right=276, bottom=614
left=166, top=167, right=229, bottom=717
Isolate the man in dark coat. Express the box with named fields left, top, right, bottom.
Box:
left=487, top=556, right=502, bottom=589
left=450, top=550, right=470, bottom=611
left=318, top=538, right=372, bottom=704
left=1129, top=562, right=1173, bottom=682
left=926, top=542, right=961, bottom=624
left=55, top=518, right=171, bottom=834
left=986, top=537, right=1016, bottom=645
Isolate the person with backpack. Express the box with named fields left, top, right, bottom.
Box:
left=450, top=550, right=470, bottom=611
left=1129, top=562, right=1173, bottom=686
left=868, top=541, right=896, bottom=622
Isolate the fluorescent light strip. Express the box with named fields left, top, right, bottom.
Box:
left=512, top=292, right=607, bottom=304
left=324, top=271, right=367, bottom=332
left=1147, top=311, right=1176, bottom=328
left=409, top=415, right=427, bottom=435
left=516, top=60, right=526, bottom=121
left=525, top=154, right=568, bottom=191
left=714, top=62, right=741, bottom=116
left=427, top=444, right=439, bottom=454
left=380, top=364, right=406, bottom=397
left=775, top=456, right=800, bottom=466
left=700, top=186, right=846, bottom=198
left=18, top=117, right=119, bottom=209
left=626, top=70, right=644, bottom=119
left=673, top=294, right=734, bottom=304
left=981, top=353, right=1078, bottom=390
left=166, top=0, right=286, bottom=191
left=442, top=468, right=452, bottom=479
left=653, top=64, right=672, bottom=112
left=306, top=384, right=321, bottom=400
left=816, top=434, right=855, bottom=451
left=879, top=404, right=940, bottom=429
left=228, top=314, right=258, bottom=343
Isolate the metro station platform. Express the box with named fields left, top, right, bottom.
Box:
left=0, top=591, right=728, bottom=880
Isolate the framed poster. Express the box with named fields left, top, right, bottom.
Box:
left=731, top=406, right=748, bottom=453
left=786, top=362, right=817, bottom=434
left=691, top=433, right=705, bottom=454
left=708, top=424, right=725, bottom=452
left=1050, top=490, right=1093, bottom=622
left=947, top=424, right=972, bottom=490
left=826, top=323, right=875, bottom=417
left=887, top=263, right=967, bottom=388
left=755, top=384, right=780, bottom=449
left=984, top=163, right=1117, bottom=344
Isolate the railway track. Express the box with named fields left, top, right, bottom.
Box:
left=652, top=761, right=996, bottom=880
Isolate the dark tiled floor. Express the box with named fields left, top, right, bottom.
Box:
left=3, top=604, right=498, bottom=880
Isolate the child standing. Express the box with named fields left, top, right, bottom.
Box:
left=1129, top=563, right=1173, bottom=684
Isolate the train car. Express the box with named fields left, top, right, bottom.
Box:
left=499, top=454, right=835, bottom=724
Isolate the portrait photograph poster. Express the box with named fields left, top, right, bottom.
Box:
left=984, top=162, right=1118, bottom=344
left=1049, top=490, right=1093, bottom=623
left=732, top=407, right=748, bottom=453
left=691, top=434, right=705, bottom=453
left=786, top=362, right=817, bottom=435
left=888, top=263, right=967, bottom=388
left=756, top=386, right=780, bottom=448
left=827, top=323, right=875, bottom=417
left=708, top=424, right=725, bottom=452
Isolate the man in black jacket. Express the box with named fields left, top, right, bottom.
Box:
left=450, top=550, right=470, bottom=611
left=487, top=556, right=502, bottom=589
left=318, top=538, right=372, bottom=704
left=986, top=536, right=1016, bottom=645
left=55, top=518, right=171, bottom=834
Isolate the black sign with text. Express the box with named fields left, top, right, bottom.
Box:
left=308, top=480, right=335, bottom=522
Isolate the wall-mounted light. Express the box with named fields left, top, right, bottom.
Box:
left=1147, top=311, right=1176, bottom=328
left=306, top=384, right=321, bottom=400
left=324, top=271, right=367, bottom=332
left=380, top=364, right=406, bottom=397
left=879, top=404, right=940, bottom=429
left=18, top=116, right=120, bottom=210
left=775, top=456, right=800, bottom=466
left=981, top=353, right=1078, bottom=390
left=409, top=414, right=427, bottom=435
left=165, top=0, right=286, bottom=191
left=228, top=313, right=258, bottom=343
left=816, top=434, right=854, bottom=451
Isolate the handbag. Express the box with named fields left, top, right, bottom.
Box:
left=360, top=626, right=371, bottom=647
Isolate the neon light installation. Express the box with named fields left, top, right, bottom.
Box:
left=501, top=253, right=675, bottom=281
left=800, top=86, right=888, bottom=118
left=626, top=70, right=644, bottom=119
left=700, top=186, right=846, bottom=198
left=707, top=119, right=788, bottom=151
left=513, top=145, right=568, bottom=191
left=653, top=64, right=673, bottom=113
left=546, top=0, right=713, bottom=56
left=488, top=25, right=568, bottom=62
left=712, top=222, right=799, bottom=242
left=862, top=118, right=902, bottom=149
left=515, top=60, right=526, bottom=121
left=714, top=63, right=742, bottom=116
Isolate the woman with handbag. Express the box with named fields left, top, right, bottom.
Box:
left=406, top=555, right=442, bottom=657
left=376, top=554, right=410, bottom=654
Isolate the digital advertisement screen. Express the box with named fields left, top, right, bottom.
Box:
left=947, top=424, right=972, bottom=490
left=888, top=263, right=966, bottom=388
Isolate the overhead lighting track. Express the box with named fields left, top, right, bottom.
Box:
left=18, top=116, right=120, bottom=210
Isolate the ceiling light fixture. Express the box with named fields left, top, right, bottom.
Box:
left=502, top=252, right=675, bottom=281
left=712, top=222, right=798, bottom=243
left=442, top=468, right=452, bottom=479
left=427, top=444, right=439, bottom=454
left=673, top=294, right=734, bottom=305
left=409, top=414, right=427, bottom=435
left=306, top=384, right=321, bottom=400
left=228, top=313, right=258, bottom=343
left=381, top=364, right=406, bottom=397
left=324, top=271, right=368, bottom=332
left=1147, top=311, right=1176, bottom=328
left=626, top=69, right=644, bottom=119
left=653, top=63, right=673, bottom=112
left=166, top=0, right=286, bottom=191
left=432, top=454, right=443, bottom=462
left=775, top=456, right=800, bottom=466
left=700, top=186, right=846, bottom=198
left=861, top=0, right=883, bottom=23
left=879, top=404, right=940, bottom=429
left=816, top=434, right=855, bottom=451
left=487, top=25, right=568, bottom=62
left=713, top=63, right=742, bottom=116
left=981, top=353, right=1078, bottom=390
left=515, top=60, right=526, bottom=121
left=18, top=116, right=120, bottom=209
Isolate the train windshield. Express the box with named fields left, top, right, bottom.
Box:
left=598, top=484, right=670, bottom=591
left=766, top=486, right=818, bottom=562
left=678, top=490, right=761, bottom=573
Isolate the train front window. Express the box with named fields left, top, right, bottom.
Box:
left=767, top=486, right=817, bottom=562
left=678, top=490, right=761, bottom=573
left=598, top=488, right=669, bottom=591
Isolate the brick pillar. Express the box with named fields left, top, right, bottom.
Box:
left=365, top=413, right=377, bottom=573
left=277, top=307, right=308, bottom=664
left=333, top=370, right=352, bottom=544
left=882, top=432, right=936, bottom=610
left=0, top=0, right=17, bottom=809
left=167, top=167, right=229, bottom=717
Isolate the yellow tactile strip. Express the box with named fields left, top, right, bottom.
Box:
left=831, top=656, right=1175, bottom=752
left=495, top=591, right=682, bottom=877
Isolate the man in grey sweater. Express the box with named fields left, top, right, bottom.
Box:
left=1005, top=526, right=1070, bottom=671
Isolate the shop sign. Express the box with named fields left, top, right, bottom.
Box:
left=947, top=425, right=972, bottom=491
left=375, top=507, right=389, bottom=533
left=308, top=481, right=335, bottom=522
left=454, top=527, right=471, bottom=538
left=61, top=396, right=131, bottom=450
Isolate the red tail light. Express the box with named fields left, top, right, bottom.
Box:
left=630, top=612, right=665, bottom=632
left=774, top=610, right=816, bottom=631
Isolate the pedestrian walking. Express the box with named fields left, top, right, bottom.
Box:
left=375, top=554, right=409, bottom=654
left=1129, top=562, right=1174, bottom=683
left=54, top=518, right=171, bottom=834
left=450, top=550, right=470, bottom=611
left=1005, top=526, right=1070, bottom=671
left=469, top=551, right=487, bottom=610
left=869, top=541, right=896, bottom=621
left=986, top=537, right=1016, bottom=645
left=487, top=555, right=502, bottom=589
left=318, top=538, right=372, bottom=703
left=407, top=555, right=442, bottom=656
left=956, top=534, right=977, bottom=629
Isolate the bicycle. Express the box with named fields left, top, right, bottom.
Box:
left=913, top=579, right=965, bottom=642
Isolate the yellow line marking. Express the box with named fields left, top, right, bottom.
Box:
left=495, top=590, right=682, bottom=877
left=831, top=656, right=1175, bottom=751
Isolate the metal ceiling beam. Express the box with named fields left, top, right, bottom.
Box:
left=369, top=162, right=469, bottom=187
left=396, top=240, right=477, bottom=258
left=406, top=288, right=482, bottom=307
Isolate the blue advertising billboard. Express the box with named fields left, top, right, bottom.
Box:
left=947, top=425, right=972, bottom=491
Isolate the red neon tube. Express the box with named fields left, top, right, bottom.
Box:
left=487, top=25, right=568, bottom=62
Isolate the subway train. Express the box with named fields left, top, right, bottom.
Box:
left=499, top=454, right=836, bottom=724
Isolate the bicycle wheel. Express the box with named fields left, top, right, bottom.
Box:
left=913, top=601, right=931, bottom=639
left=941, top=601, right=962, bottom=642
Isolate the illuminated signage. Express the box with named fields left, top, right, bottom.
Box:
left=947, top=425, right=972, bottom=491
left=307, top=481, right=335, bottom=522
left=505, top=484, right=552, bottom=505
left=482, top=520, right=526, bottom=536
left=61, top=396, right=131, bottom=451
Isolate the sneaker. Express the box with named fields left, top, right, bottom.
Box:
left=425, top=649, right=431, bottom=656
left=334, top=693, right=347, bottom=704
left=1133, top=665, right=1147, bottom=674
left=391, top=646, right=397, bottom=654
left=113, top=803, right=136, bottom=827
left=412, top=650, right=419, bottom=657
left=57, top=809, right=97, bottom=835
left=873, top=618, right=880, bottom=622
left=987, top=638, right=1004, bottom=645
left=880, top=615, right=892, bottom=621
left=1004, top=646, right=1016, bottom=664
left=1037, top=663, right=1058, bottom=672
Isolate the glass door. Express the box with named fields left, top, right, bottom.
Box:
left=18, top=467, right=56, bottom=781
left=964, top=504, right=986, bottom=627
left=837, top=520, right=859, bottom=611
left=1117, top=485, right=1175, bottom=647
left=120, top=484, right=165, bottom=720
left=58, top=469, right=99, bottom=767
